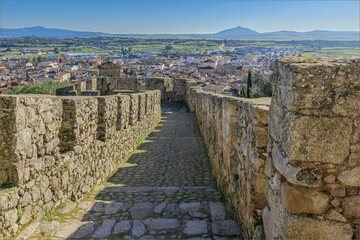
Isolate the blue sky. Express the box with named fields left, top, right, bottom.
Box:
left=1, top=1, right=359, bottom=34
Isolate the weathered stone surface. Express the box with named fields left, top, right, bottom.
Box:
left=93, top=219, right=116, bottom=238
left=209, top=202, right=226, bottom=221
left=266, top=58, right=360, bottom=240
left=189, top=211, right=207, bottom=218
left=326, top=183, right=346, bottom=198
left=262, top=206, right=275, bottom=240
left=281, top=183, right=329, bottom=214
left=4, top=208, right=18, bottom=228
left=17, top=222, right=40, bottom=240
left=144, top=219, right=180, bottom=230
left=285, top=115, right=352, bottom=164
left=212, top=220, right=242, bottom=236
left=132, top=220, right=146, bottom=237
left=113, top=221, right=132, bottom=234
left=280, top=214, right=353, bottom=240
left=325, top=209, right=346, bottom=222
left=342, top=196, right=360, bottom=218
left=0, top=91, right=161, bottom=234
left=20, top=206, right=32, bottom=225
left=92, top=202, right=106, bottom=213
left=105, top=201, right=122, bottom=214
left=130, top=202, right=154, bottom=219
left=55, top=220, right=84, bottom=238
left=154, top=203, right=166, bottom=214
left=59, top=201, right=77, bottom=214
left=180, top=202, right=201, bottom=212
left=72, top=222, right=96, bottom=238
left=338, top=166, right=360, bottom=187
left=184, top=221, right=208, bottom=235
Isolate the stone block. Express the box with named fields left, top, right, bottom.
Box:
left=338, top=166, right=360, bottom=187
left=281, top=183, right=329, bottom=214
left=342, top=196, right=360, bottom=218
left=280, top=213, right=353, bottom=240
left=284, top=115, right=352, bottom=164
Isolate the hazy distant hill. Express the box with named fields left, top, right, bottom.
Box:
left=1, top=26, right=104, bottom=38
left=1, top=26, right=359, bottom=41
left=216, top=26, right=259, bottom=36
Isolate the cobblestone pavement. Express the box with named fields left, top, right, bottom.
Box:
left=23, top=102, right=243, bottom=240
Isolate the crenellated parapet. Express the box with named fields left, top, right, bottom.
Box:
left=0, top=90, right=161, bottom=236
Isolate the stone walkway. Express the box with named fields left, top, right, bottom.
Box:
left=22, top=102, right=243, bottom=240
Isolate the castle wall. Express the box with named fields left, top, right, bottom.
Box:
left=174, top=57, right=360, bottom=239
left=116, top=76, right=138, bottom=91
left=145, top=77, right=195, bottom=101
left=57, top=76, right=138, bottom=96
left=0, top=90, right=161, bottom=236
left=188, top=85, right=271, bottom=238
left=2, top=57, right=359, bottom=239
left=99, top=68, right=121, bottom=78
left=263, top=58, right=360, bottom=240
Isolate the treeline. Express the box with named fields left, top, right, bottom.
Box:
left=1, top=36, right=223, bottom=49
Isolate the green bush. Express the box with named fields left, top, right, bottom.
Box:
left=252, top=75, right=272, bottom=98
left=7, top=80, right=72, bottom=95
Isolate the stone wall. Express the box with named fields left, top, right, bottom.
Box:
left=187, top=84, right=271, bottom=238
left=99, top=68, right=121, bottom=78
left=0, top=90, right=161, bottom=237
left=146, top=77, right=192, bottom=101
left=263, top=58, right=360, bottom=240
left=56, top=76, right=138, bottom=96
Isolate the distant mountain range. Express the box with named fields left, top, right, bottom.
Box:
left=1, top=26, right=359, bottom=41
left=1, top=26, right=103, bottom=38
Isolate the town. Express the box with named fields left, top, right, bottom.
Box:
left=2, top=36, right=357, bottom=97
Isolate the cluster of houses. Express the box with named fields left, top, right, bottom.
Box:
left=0, top=44, right=293, bottom=95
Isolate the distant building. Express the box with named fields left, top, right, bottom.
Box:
left=98, top=62, right=122, bottom=77
left=64, top=53, right=99, bottom=59
left=201, top=59, right=217, bottom=69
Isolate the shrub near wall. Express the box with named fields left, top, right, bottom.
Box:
left=0, top=90, right=161, bottom=238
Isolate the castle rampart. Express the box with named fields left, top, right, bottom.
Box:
left=263, top=58, right=360, bottom=240
left=1, top=57, right=359, bottom=239
left=0, top=90, right=161, bottom=235
left=168, top=57, right=360, bottom=239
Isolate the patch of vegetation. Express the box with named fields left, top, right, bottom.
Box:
left=0, top=182, right=17, bottom=189
left=7, top=80, right=72, bottom=95
left=135, top=133, right=148, bottom=148
left=252, top=75, right=272, bottom=98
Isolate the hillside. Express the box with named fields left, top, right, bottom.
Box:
left=1, top=26, right=359, bottom=41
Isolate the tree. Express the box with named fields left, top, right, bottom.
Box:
left=165, top=44, right=173, bottom=51
left=32, top=57, right=38, bottom=66
left=238, top=87, right=246, bottom=98
left=6, top=47, right=11, bottom=52
left=54, top=47, right=60, bottom=54
left=247, top=70, right=253, bottom=98
left=252, top=75, right=272, bottom=98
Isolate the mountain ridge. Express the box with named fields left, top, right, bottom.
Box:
left=1, top=26, right=359, bottom=41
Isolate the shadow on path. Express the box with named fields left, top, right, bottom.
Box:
left=26, top=101, right=243, bottom=240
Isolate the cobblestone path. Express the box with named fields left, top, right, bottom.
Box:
left=23, top=102, right=243, bottom=240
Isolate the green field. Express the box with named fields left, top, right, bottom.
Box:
left=301, top=47, right=360, bottom=57
left=1, top=37, right=359, bottom=59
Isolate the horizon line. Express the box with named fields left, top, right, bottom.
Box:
left=2, top=25, right=360, bottom=35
